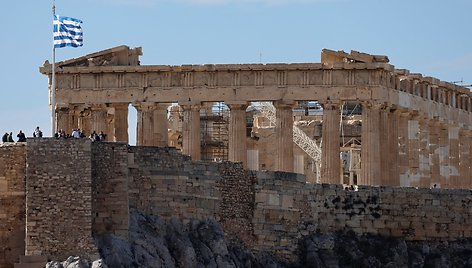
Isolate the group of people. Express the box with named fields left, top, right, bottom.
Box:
left=55, top=128, right=107, bottom=142
left=1, top=127, right=108, bottom=143
left=1, top=127, right=42, bottom=143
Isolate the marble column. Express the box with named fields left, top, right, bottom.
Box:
left=227, top=103, right=248, bottom=168
left=56, top=105, right=69, bottom=134
left=78, top=107, right=91, bottom=136
left=387, top=110, right=400, bottom=186
left=106, top=110, right=114, bottom=142
left=153, top=104, right=170, bottom=147
left=448, top=126, right=460, bottom=188
left=407, top=116, right=420, bottom=187
left=429, top=120, right=441, bottom=188
left=134, top=103, right=169, bottom=146
left=397, top=111, right=410, bottom=187
left=379, top=107, right=390, bottom=186
left=360, top=103, right=381, bottom=186
left=112, top=103, right=129, bottom=143
left=68, top=107, right=80, bottom=134
left=181, top=104, right=202, bottom=160
left=320, top=102, right=341, bottom=184
left=90, top=104, right=108, bottom=136
left=418, top=119, right=431, bottom=188
left=458, top=129, right=471, bottom=188
left=438, top=122, right=449, bottom=188
left=274, top=101, right=294, bottom=172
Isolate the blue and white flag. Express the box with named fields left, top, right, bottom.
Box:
left=53, top=15, right=83, bottom=48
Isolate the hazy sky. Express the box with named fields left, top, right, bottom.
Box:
left=1, top=0, right=471, bottom=143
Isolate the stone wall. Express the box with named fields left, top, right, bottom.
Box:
left=127, top=146, right=221, bottom=220
left=216, top=163, right=256, bottom=246
left=126, top=146, right=256, bottom=244
left=3, top=139, right=472, bottom=265
left=25, top=138, right=98, bottom=260
left=91, top=142, right=129, bottom=238
left=0, top=143, right=26, bottom=268
left=253, top=172, right=472, bottom=257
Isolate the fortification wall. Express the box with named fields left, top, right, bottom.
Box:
left=0, top=143, right=26, bottom=268
left=126, top=146, right=256, bottom=244
left=253, top=173, right=472, bottom=255
left=3, top=139, right=472, bottom=265
left=126, top=146, right=220, bottom=219
left=91, top=142, right=129, bottom=238
left=25, top=139, right=98, bottom=260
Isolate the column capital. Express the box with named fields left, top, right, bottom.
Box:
left=273, top=100, right=296, bottom=109
left=320, top=101, right=341, bottom=110
left=227, top=102, right=248, bottom=110
left=179, top=103, right=202, bottom=111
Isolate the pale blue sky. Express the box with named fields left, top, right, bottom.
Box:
left=0, top=0, right=471, bottom=143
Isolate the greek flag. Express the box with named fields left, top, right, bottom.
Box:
left=53, top=15, right=83, bottom=48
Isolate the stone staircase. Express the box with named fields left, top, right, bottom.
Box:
left=14, top=255, right=48, bottom=268
left=258, top=102, right=322, bottom=181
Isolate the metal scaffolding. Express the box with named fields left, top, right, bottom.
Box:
left=200, top=102, right=230, bottom=161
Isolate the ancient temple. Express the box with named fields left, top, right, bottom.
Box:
left=40, top=45, right=472, bottom=189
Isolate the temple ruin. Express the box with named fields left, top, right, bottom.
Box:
left=0, top=46, right=471, bottom=267
left=40, top=45, right=472, bottom=189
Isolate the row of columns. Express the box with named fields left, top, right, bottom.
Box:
left=56, top=100, right=472, bottom=189
left=56, top=101, right=297, bottom=172
left=320, top=102, right=472, bottom=189
left=56, top=103, right=129, bottom=142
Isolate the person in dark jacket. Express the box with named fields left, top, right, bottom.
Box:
left=7, top=132, right=14, bottom=142
left=1, top=132, right=7, bottom=143
left=17, top=130, right=26, bottom=142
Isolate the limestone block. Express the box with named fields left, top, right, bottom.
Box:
left=0, top=180, right=7, bottom=192
left=281, top=195, right=293, bottom=209
left=268, top=193, right=280, bottom=206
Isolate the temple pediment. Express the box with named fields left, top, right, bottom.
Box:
left=40, top=45, right=142, bottom=74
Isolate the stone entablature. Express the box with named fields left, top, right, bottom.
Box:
left=40, top=46, right=471, bottom=127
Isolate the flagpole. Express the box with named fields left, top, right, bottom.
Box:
left=51, top=0, right=57, bottom=136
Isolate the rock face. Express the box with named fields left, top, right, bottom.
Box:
left=300, top=231, right=472, bottom=268
left=95, top=208, right=284, bottom=268
left=49, top=208, right=472, bottom=268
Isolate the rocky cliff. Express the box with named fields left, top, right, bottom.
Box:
left=47, top=208, right=472, bottom=268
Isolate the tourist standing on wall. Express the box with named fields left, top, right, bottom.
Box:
left=8, top=132, right=14, bottom=142
left=33, top=126, right=43, bottom=138
left=17, top=131, right=26, bottom=142
left=1, top=132, right=7, bottom=143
